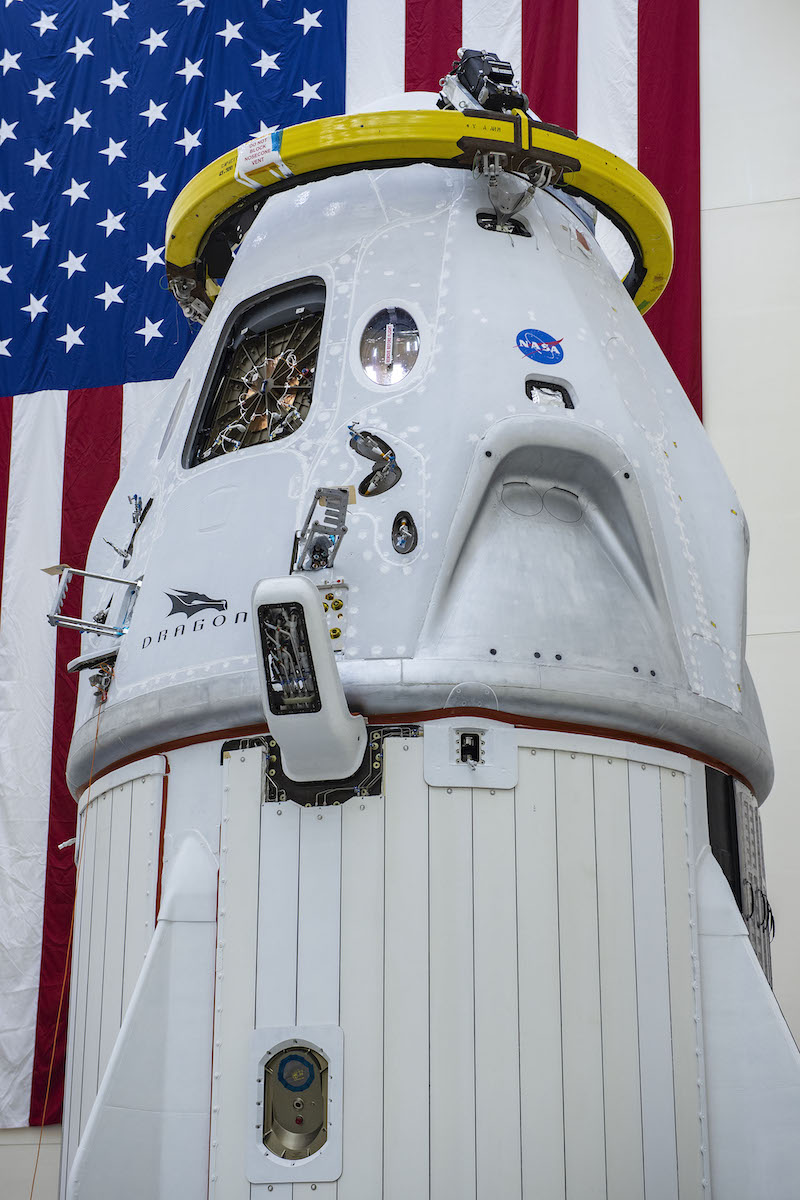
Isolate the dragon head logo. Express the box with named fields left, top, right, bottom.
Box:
left=164, top=589, right=228, bottom=619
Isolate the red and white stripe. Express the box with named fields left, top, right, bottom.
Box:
left=347, top=0, right=700, bottom=406
left=0, top=383, right=163, bottom=1126
left=0, top=0, right=699, bottom=1129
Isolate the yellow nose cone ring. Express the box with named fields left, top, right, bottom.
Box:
left=165, top=108, right=672, bottom=322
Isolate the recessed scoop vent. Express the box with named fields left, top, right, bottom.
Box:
left=421, top=436, right=680, bottom=682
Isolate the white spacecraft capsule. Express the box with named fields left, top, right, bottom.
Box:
left=53, top=51, right=800, bottom=1200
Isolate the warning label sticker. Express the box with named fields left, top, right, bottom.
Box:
left=235, top=130, right=292, bottom=191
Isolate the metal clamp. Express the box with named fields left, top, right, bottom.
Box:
left=290, top=487, right=350, bottom=573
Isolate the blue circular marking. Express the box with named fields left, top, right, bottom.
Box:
left=278, top=1053, right=316, bottom=1093
left=516, top=328, right=564, bottom=364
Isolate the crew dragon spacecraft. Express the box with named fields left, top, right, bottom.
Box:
left=49, top=50, right=800, bottom=1200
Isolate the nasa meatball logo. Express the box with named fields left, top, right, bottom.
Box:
left=164, top=589, right=228, bottom=618
left=516, top=328, right=564, bottom=364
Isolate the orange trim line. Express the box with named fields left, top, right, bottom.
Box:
left=153, top=757, right=170, bottom=920
left=206, top=801, right=223, bottom=1187
left=77, top=708, right=754, bottom=795
left=371, top=706, right=754, bottom=791
left=75, top=723, right=270, bottom=797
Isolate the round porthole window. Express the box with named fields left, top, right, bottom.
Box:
left=360, top=307, right=419, bottom=385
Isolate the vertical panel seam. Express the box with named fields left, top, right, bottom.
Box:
left=382, top=766, right=388, bottom=1200
left=337, top=803, right=343, bottom=1033
left=469, top=785, right=476, bottom=1199
left=119, top=784, right=133, bottom=1026
left=294, top=804, right=302, bottom=1027
left=145, top=781, right=157, bottom=944
left=64, top=806, right=86, bottom=1176
left=514, top=769, right=524, bottom=1200
left=592, top=758, right=609, bottom=1198
left=379, top=792, right=386, bottom=1200
left=255, top=758, right=263, bottom=1036
left=207, top=759, right=230, bottom=1197
left=629, top=765, right=645, bottom=1198
left=471, top=783, right=478, bottom=1200
left=77, top=809, right=98, bottom=1137
left=427, top=782, right=432, bottom=1200
left=554, top=752, right=567, bottom=1194
left=206, top=765, right=223, bottom=1200
left=684, top=770, right=710, bottom=1194
left=336, top=803, right=344, bottom=1126
left=426, top=773, right=431, bottom=1198
left=628, top=761, right=647, bottom=1200
left=660, top=769, right=682, bottom=1192
left=95, top=798, right=113, bottom=1094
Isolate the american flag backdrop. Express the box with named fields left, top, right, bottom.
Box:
left=0, top=0, right=699, bottom=1128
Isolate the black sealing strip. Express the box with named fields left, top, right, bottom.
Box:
left=560, top=184, right=647, bottom=301
left=529, top=118, right=578, bottom=140
left=458, top=109, right=578, bottom=141
left=194, top=156, right=644, bottom=304
left=460, top=107, right=517, bottom=124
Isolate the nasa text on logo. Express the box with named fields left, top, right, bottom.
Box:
left=516, top=328, right=565, bottom=365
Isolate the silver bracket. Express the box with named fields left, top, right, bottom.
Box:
left=168, top=272, right=212, bottom=324
left=473, top=150, right=556, bottom=230
left=89, top=661, right=114, bottom=703
left=528, top=159, right=558, bottom=190
left=473, top=149, right=508, bottom=185
left=438, top=73, right=480, bottom=112
left=290, top=488, right=350, bottom=573
left=44, top=564, right=142, bottom=637
left=104, top=494, right=152, bottom=567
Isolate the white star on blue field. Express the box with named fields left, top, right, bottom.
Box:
left=0, top=0, right=346, bottom=393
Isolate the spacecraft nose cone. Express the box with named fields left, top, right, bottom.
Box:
left=349, top=90, right=440, bottom=113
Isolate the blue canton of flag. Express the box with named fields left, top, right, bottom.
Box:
left=0, top=0, right=346, bottom=394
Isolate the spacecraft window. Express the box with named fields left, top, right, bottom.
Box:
left=189, top=279, right=325, bottom=466
left=360, top=308, right=420, bottom=385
